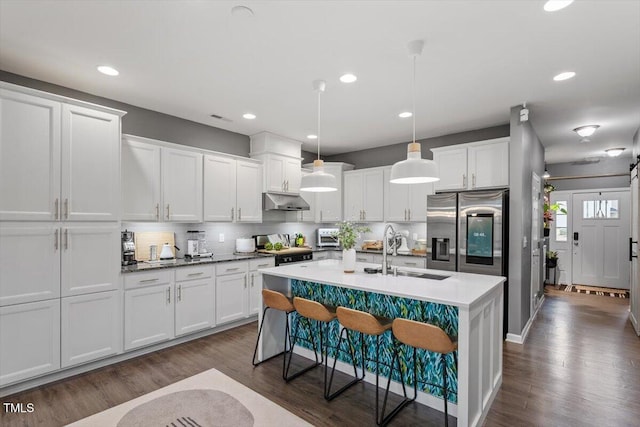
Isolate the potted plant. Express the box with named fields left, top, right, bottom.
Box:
left=546, top=250, right=559, bottom=269
left=543, top=183, right=567, bottom=236
left=332, top=221, right=371, bottom=273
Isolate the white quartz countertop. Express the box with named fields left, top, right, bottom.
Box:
left=259, top=259, right=505, bottom=308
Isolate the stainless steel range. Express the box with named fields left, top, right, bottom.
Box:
left=253, top=234, right=313, bottom=266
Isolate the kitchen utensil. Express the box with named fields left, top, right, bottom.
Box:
left=236, top=237, right=256, bottom=253
left=149, top=245, right=158, bottom=261
left=121, top=230, right=137, bottom=266
left=160, top=243, right=175, bottom=260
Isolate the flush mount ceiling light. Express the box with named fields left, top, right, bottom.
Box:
left=306, top=134, right=317, bottom=139
left=398, top=112, right=412, bottom=118
left=573, top=125, right=600, bottom=138
left=339, top=73, right=357, bottom=83
left=390, top=40, right=439, bottom=184
left=300, top=79, right=337, bottom=192
left=242, top=113, right=256, bottom=120
left=544, top=0, right=574, bottom=12
left=97, top=65, right=119, bottom=76
left=606, top=148, right=625, bottom=157
left=553, top=71, right=576, bottom=81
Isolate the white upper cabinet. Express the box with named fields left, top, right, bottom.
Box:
left=344, top=168, right=384, bottom=222
left=121, top=138, right=162, bottom=221
left=61, top=104, right=121, bottom=221
left=204, top=154, right=262, bottom=223
left=307, top=162, right=354, bottom=223
left=0, top=84, right=124, bottom=221
left=162, top=147, right=203, bottom=222
left=384, top=167, right=433, bottom=222
left=250, top=131, right=303, bottom=194
left=432, top=138, right=509, bottom=191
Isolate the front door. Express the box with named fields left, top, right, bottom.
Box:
left=572, top=190, right=630, bottom=289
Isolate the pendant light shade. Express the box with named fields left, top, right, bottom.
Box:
left=300, top=79, right=337, bottom=192
left=390, top=39, right=439, bottom=185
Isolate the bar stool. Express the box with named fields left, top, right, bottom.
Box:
left=252, top=289, right=320, bottom=381
left=289, top=297, right=339, bottom=388
left=384, top=318, right=458, bottom=427
left=327, top=307, right=411, bottom=426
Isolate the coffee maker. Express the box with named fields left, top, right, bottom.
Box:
left=121, top=230, right=137, bottom=266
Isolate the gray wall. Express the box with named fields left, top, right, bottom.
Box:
left=0, top=70, right=250, bottom=156
left=324, top=125, right=509, bottom=169
left=548, top=157, right=631, bottom=191
left=508, top=106, right=545, bottom=336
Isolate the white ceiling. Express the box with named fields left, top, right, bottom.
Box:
left=1, top=0, right=639, bottom=164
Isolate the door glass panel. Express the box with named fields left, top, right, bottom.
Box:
left=582, top=199, right=619, bottom=219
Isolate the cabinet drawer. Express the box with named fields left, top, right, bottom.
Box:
left=124, top=270, right=173, bottom=290
left=392, top=257, right=425, bottom=269
left=216, top=261, right=249, bottom=276
left=356, top=253, right=374, bottom=263
left=313, top=251, right=330, bottom=261
left=249, top=257, right=275, bottom=271
left=175, top=265, right=214, bottom=282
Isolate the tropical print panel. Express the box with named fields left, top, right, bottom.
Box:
left=290, top=279, right=459, bottom=403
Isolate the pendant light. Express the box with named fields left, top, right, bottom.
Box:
left=300, top=79, right=337, bottom=192
left=390, top=40, right=439, bottom=184
left=543, top=164, right=551, bottom=179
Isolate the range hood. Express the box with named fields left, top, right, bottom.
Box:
left=262, top=192, right=310, bottom=211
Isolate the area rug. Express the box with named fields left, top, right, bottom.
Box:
left=66, top=368, right=312, bottom=427
left=552, top=284, right=630, bottom=298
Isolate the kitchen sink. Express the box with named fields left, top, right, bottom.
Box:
left=393, top=270, right=450, bottom=280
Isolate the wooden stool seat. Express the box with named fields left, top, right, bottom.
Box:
left=262, top=289, right=295, bottom=313
left=336, top=306, right=392, bottom=336
left=293, top=297, right=337, bottom=323
left=392, top=318, right=457, bottom=354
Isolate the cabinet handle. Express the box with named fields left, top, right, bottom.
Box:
left=64, top=228, right=69, bottom=250
left=244, top=275, right=247, bottom=289
left=463, top=174, right=467, bottom=187
left=408, top=209, right=411, bottom=221
left=282, top=180, right=286, bottom=191
left=139, top=278, right=159, bottom=283
left=166, top=204, right=170, bottom=220
left=364, top=210, right=366, bottom=221
left=251, top=274, right=254, bottom=287
left=231, top=207, right=234, bottom=221
left=54, top=198, right=59, bottom=220
left=64, top=198, right=69, bottom=219
left=239, top=208, right=242, bottom=221
left=155, top=203, right=160, bottom=220
left=54, top=229, right=59, bottom=250
left=357, top=257, right=367, bottom=262
left=405, top=262, right=417, bottom=266
left=472, top=173, right=476, bottom=188
left=257, top=263, right=270, bottom=268
left=167, top=286, right=171, bottom=304
left=178, top=284, right=182, bottom=302
left=226, top=267, right=240, bottom=272
left=187, top=272, right=203, bottom=276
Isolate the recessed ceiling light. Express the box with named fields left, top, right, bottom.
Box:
left=606, top=148, right=625, bottom=157
left=339, top=73, right=357, bottom=83
left=398, top=112, right=412, bottom=118
left=573, top=125, right=600, bottom=138
left=544, top=0, right=574, bottom=12
left=242, top=113, right=256, bottom=120
left=97, top=65, right=119, bottom=76
left=307, top=134, right=317, bottom=140
left=553, top=71, right=575, bottom=81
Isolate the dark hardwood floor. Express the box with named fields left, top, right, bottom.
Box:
left=2, top=288, right=639, bottom=426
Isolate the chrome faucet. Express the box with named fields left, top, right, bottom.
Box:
left=382, top=223, right=397, bottom=275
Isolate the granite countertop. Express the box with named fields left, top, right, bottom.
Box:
left=121, top=253, right=274, bottom=273
left=313, top=247, right=426, bottom=258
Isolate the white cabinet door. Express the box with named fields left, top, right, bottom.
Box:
left=61, top=104, right=120, bottom=221
left=284, top=157, right=301, bottom=193
left=384, top=168, right=410, bottom=222
left=124, top=284, right=174, bottom=350
left=363, top=169, right=384, bottom=221
left=215, top=273, right=247, bottom=325
left=204, top=154, right=236, bottom=222
left=408, top=182, right=433, bottom=222
left=343, top=172, right=363, bottom=221
left=299, top=170, right=316, bottom=222
left=248, top=271, right=262, bottom=315
left=0, top=299, right=60, bottom=386
left=61, top=224, right=120, bottom=297
left=468, top=140, right=509, bottom=189
left=433, top=147, right=467, bottom=191
left=0, top=223, right=60, bottom=306
left=162, top=148, right=203, bottom=222
left=0, top=89, right=61, bottom=221
left=121, top=137, right=161, bottom=221
left=236, top=160, right=262, bottom=222
left=265, top=155, right=286, bottom=193
left=60, top=290, right=122, bottom=368
left=175, top=278, right=215, bottom=336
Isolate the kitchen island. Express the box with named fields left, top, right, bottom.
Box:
left=258, top=259, right=504, bottom=427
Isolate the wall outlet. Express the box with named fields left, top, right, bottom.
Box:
left=218, top=233, right=224, bottom=243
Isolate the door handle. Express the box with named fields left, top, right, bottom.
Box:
left=630, top=237, right=638, bottom=261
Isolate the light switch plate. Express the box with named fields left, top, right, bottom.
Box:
left=219, top=233, right=224, bottom=242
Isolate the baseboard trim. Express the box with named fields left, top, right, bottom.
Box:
left=506, top=295, right=545, bottom=344
left=0, top=316, right=257, bottom=397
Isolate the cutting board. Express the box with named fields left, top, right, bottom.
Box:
left=135, top=231, right=176, bottom=261
left=257, top=247, right=311, bottom=255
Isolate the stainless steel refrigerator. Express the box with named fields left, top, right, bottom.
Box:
left=427, top=189, right=508, bottom=276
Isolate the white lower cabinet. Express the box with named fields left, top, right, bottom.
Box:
left=390, top=255, right=426, bottom=269
left=0, top=299, right=60, bottom=386
left=124, top=271, right=174, bottom=351
left=61, top=290, right=122, bottom=368
left=215, top=273, right=248, bottom=325
left=175, top=266, right=215, bottom=336
left=312, top=251, right=330, bottom=261
left=249, top=258, right=275, bottom=315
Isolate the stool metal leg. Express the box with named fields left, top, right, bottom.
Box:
left=284, top=315, right=322, bottom=382
left=253, top=308, right=296, bottom=378
left=325, top=326, right=364, bottom=401
left=379, top=341, right=416, bottom=426
left=442, top=353, right=449, bottom=427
